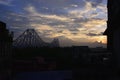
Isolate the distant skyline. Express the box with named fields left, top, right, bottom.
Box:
left=0, top=0, right=107, bottom=47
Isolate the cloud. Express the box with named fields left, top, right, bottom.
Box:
left=84, top=0, right=103, bottom=7
left=24, top=5, right=72, bottom=23
left=34, top=0, right=85, bottom=9
left=0, top=0, right=107, bottom=47
left=31, top=24, right=54, bottom=31
left=23, top=5, right=84, bottom=37
left=81, top=18, right=106, bottom=28
left=69, top=28, right=79, bottom=32
left=86, top=32, right=103, bottom=36
left=0, top=0, right=13, bottom=6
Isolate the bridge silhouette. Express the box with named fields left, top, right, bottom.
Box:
left=13, top=29, right=59, bottom=48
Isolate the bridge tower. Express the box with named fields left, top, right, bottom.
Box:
left=13, top=29, right=60, bottom=48
left=13, top=29, right=46, bottom=48
left=50, top=38, right=60, bottom=47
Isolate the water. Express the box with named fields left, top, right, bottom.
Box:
left=13, top=70, right=72, bottom=80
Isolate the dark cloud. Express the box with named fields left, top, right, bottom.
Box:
left=73, top=18, right=89, bottom=23
left=69, top=28, right=79, bottom=32
left=47, top=20, right=68, bottom=26
left=10, top=0, right=86, bottom=15
left=34, top=0, right=86, bottom=9
left=57, top=31, right=63, bottom=33
left=86, top=32, right=103, bottom=36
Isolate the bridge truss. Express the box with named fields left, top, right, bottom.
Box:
left=13, top=29, right=59, bottom=48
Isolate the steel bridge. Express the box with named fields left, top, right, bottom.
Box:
left=13, top=29, right=59, bottom=48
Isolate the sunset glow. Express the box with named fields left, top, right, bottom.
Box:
left=0, top=0, right=107, bottom=47
left=94, top=36, right=107, bottom=44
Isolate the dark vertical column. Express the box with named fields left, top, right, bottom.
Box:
left=107, top=0, right=120, bottom=69
left=0, top=21, right=13, bottom=80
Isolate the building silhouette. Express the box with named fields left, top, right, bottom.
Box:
left=104, top=0, right=120, bottom=67
left=0, top=21, right=13, bottom=80
left=0, top=21, right=13, bottom=56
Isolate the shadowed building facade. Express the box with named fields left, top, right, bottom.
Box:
left=104, top=0, right=120, bottom=67
left=0, top=21, right=13, bottom=80
left=0, top=21, right=13, bottom=55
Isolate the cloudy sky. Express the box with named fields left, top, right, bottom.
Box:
left=0, top=0, right=107, bottom=47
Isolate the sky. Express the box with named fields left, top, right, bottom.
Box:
left=0, top=0, right=107, bottom=47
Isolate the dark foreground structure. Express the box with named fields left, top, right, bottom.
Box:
left=75, top=0, right=120, bottom=79
left=104, top=0, right=120, bottom=68
left=0, top=21, right=13, bottom=80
